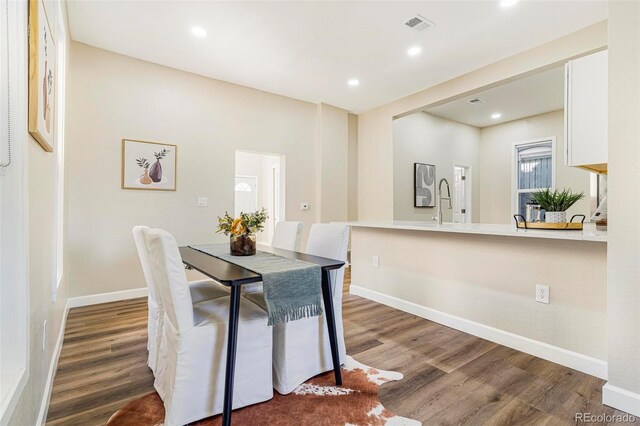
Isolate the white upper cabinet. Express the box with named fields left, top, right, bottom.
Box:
left=565, top=50, right=608, bottom=173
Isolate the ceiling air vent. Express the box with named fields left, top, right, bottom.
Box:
left=468, top=97, right=486, bottom=105
left=405, top=14, right=434, bottom=31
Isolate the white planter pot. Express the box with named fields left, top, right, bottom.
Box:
left=545, top=211, right=566, bottom=223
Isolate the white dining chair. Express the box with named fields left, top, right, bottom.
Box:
left=145, top=228, right=273, bottom=425
left=132, top=226, right=229, bottom=374
left=246, top=223, right=349, bottom=394
left=243, top=221, right=303, bottom=295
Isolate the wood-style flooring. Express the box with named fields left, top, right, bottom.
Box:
left=46, top=269, right=635, bottom=425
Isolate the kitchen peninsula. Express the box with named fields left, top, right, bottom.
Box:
left=344, top=220, right=607, bottom=379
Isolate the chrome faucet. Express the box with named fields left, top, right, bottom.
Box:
left=432, top=178, right=452, bottom=225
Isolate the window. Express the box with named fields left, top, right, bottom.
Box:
left=513, top=139, right=555, bottom=217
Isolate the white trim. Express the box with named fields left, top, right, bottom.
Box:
left=36, top=299, right=70, bottom=426
left=350, top=285, right=608, bottom=379
left=67, top=288, right=148, bottom=309
left=602, top=383, right=640, bottom=417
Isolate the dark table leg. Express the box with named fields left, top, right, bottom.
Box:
left=222, top=285, right=241, bottom=426
left=321, top=269, right=343, bottom=386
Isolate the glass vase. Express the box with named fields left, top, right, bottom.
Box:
left=230, top=233, right=256, bottom=256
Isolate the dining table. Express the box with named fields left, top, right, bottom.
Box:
left=178, top=245, right=346, bottom=426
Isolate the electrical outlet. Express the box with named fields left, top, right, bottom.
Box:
left=536, top=284, right=550, bottom=304
left=372, top=255, right=379, bottom=268
left=197, top=197, right=208, bottom=207
left=42, top=320, right=47, bottom=351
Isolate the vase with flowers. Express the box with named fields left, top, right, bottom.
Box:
left=217, top=208, right=268, bottom=256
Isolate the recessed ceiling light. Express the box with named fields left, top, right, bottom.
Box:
left=191, top=26, right=207, bottom=38
left=491, top=113, right=502, bottom=119
left=500, top=0, right=520, bottom=7
left=407, top=46, right=422, bottom=57
left=348, top=79, right=360, bottom=87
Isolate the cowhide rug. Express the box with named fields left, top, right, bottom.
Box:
left=107, top=356, right=421, bottom=426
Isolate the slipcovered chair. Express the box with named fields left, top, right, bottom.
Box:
left=246, top=223, right=349, bottom=394
left=243, top=221, right=303, bottom=295
left=131, top=226, right=229, bottom=374
left=145, top=228, right=273, bottom=425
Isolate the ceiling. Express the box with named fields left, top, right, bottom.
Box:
left=425, top=66, right=565, bottom=128
left=66, top=1, right=607, bottom=113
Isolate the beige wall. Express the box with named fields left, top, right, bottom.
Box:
left=479, top=110, right=591, bottom=224
left=66, top=42, right=348, bottom=297
left=315, top=103, right=349, bottom=223
left=347, top=113, right=358, bottom=221
left=606, top=0, right=640, bottom=400
left=358, top=22, right=607, bottom=221
left=393, top=112, right=481, bottom=222
left=9, top=1, right=70, bottom=424
left=351, top=227, right=607, bottom=360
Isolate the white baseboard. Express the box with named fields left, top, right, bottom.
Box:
left=36, top=299, right=70, bottom=426
left=67, top=287, right=148, bottom=308
left=350, top=285, right=608, bottom=379
left=603, top=383, right=640, bottom=417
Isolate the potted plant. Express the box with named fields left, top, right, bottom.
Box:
left=217, top=208, right=268, bottom=256
left=531, top=188, right=585, bottom=223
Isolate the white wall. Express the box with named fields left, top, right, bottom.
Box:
left=605, top=0, right=640, bottom=414
left=479, top=110, right=591, bottom=224
left=393, top=112, right=481, bottom=222
left=66, top=42, right=348, bottom=297
left=358, top=22, right=607, bottom=221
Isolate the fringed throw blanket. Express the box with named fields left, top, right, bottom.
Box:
left=189, top=244, right=322, bottom=326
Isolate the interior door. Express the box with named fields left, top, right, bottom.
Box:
left=234, top=176, right=258, bottom=217
left=453, top=167, right=467, bottom=223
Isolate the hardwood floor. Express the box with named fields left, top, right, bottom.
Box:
left=46, top=269, right=635, bottom=425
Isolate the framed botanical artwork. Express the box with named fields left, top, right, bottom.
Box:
left=28, top=0, right=56, bottom=152
left=414, top=163, right=436, bottom=207
left=122, top=139, right=177, bottom=191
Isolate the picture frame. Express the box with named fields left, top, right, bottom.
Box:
left=414, top=163, right=436, bottom=208
left=28, top=0, right=56, bottom=152
left=122, top=139, right=177, bottom=191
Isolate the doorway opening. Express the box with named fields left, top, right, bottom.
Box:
left=453, top=165, right=471, bottom=223
left=235, top=151, right=285, bottom=244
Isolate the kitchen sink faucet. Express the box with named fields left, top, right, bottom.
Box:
left=433, top=178, right=452, bottom=225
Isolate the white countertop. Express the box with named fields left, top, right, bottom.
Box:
left=339, top=220, right=607, bottom=242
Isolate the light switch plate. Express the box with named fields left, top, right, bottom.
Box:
left=197, top=197, right=208, bottom=207
left=372, top=256, right=379, bottom=268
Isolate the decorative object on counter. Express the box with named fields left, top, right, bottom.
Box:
left=531, top=188, right=585, bottom=223
left=514, top=214, right=586, bottom=230
left=524, top=203, right=544, bottom=223
left=28, top=0, right=56, bottom=152
left=122, top=139, right=177, bottom=191
left=217, top=208, right=268, bottom=256
left=414, top=163, right=436, bottom=207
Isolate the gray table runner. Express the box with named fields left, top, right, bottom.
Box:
left=189, top=244, right=322, bottom=326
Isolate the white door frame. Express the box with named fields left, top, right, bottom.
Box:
left=453, top=163, right=472, bottom=223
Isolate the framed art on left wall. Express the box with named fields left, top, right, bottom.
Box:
left=28, top=0, right=56, bottom=152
